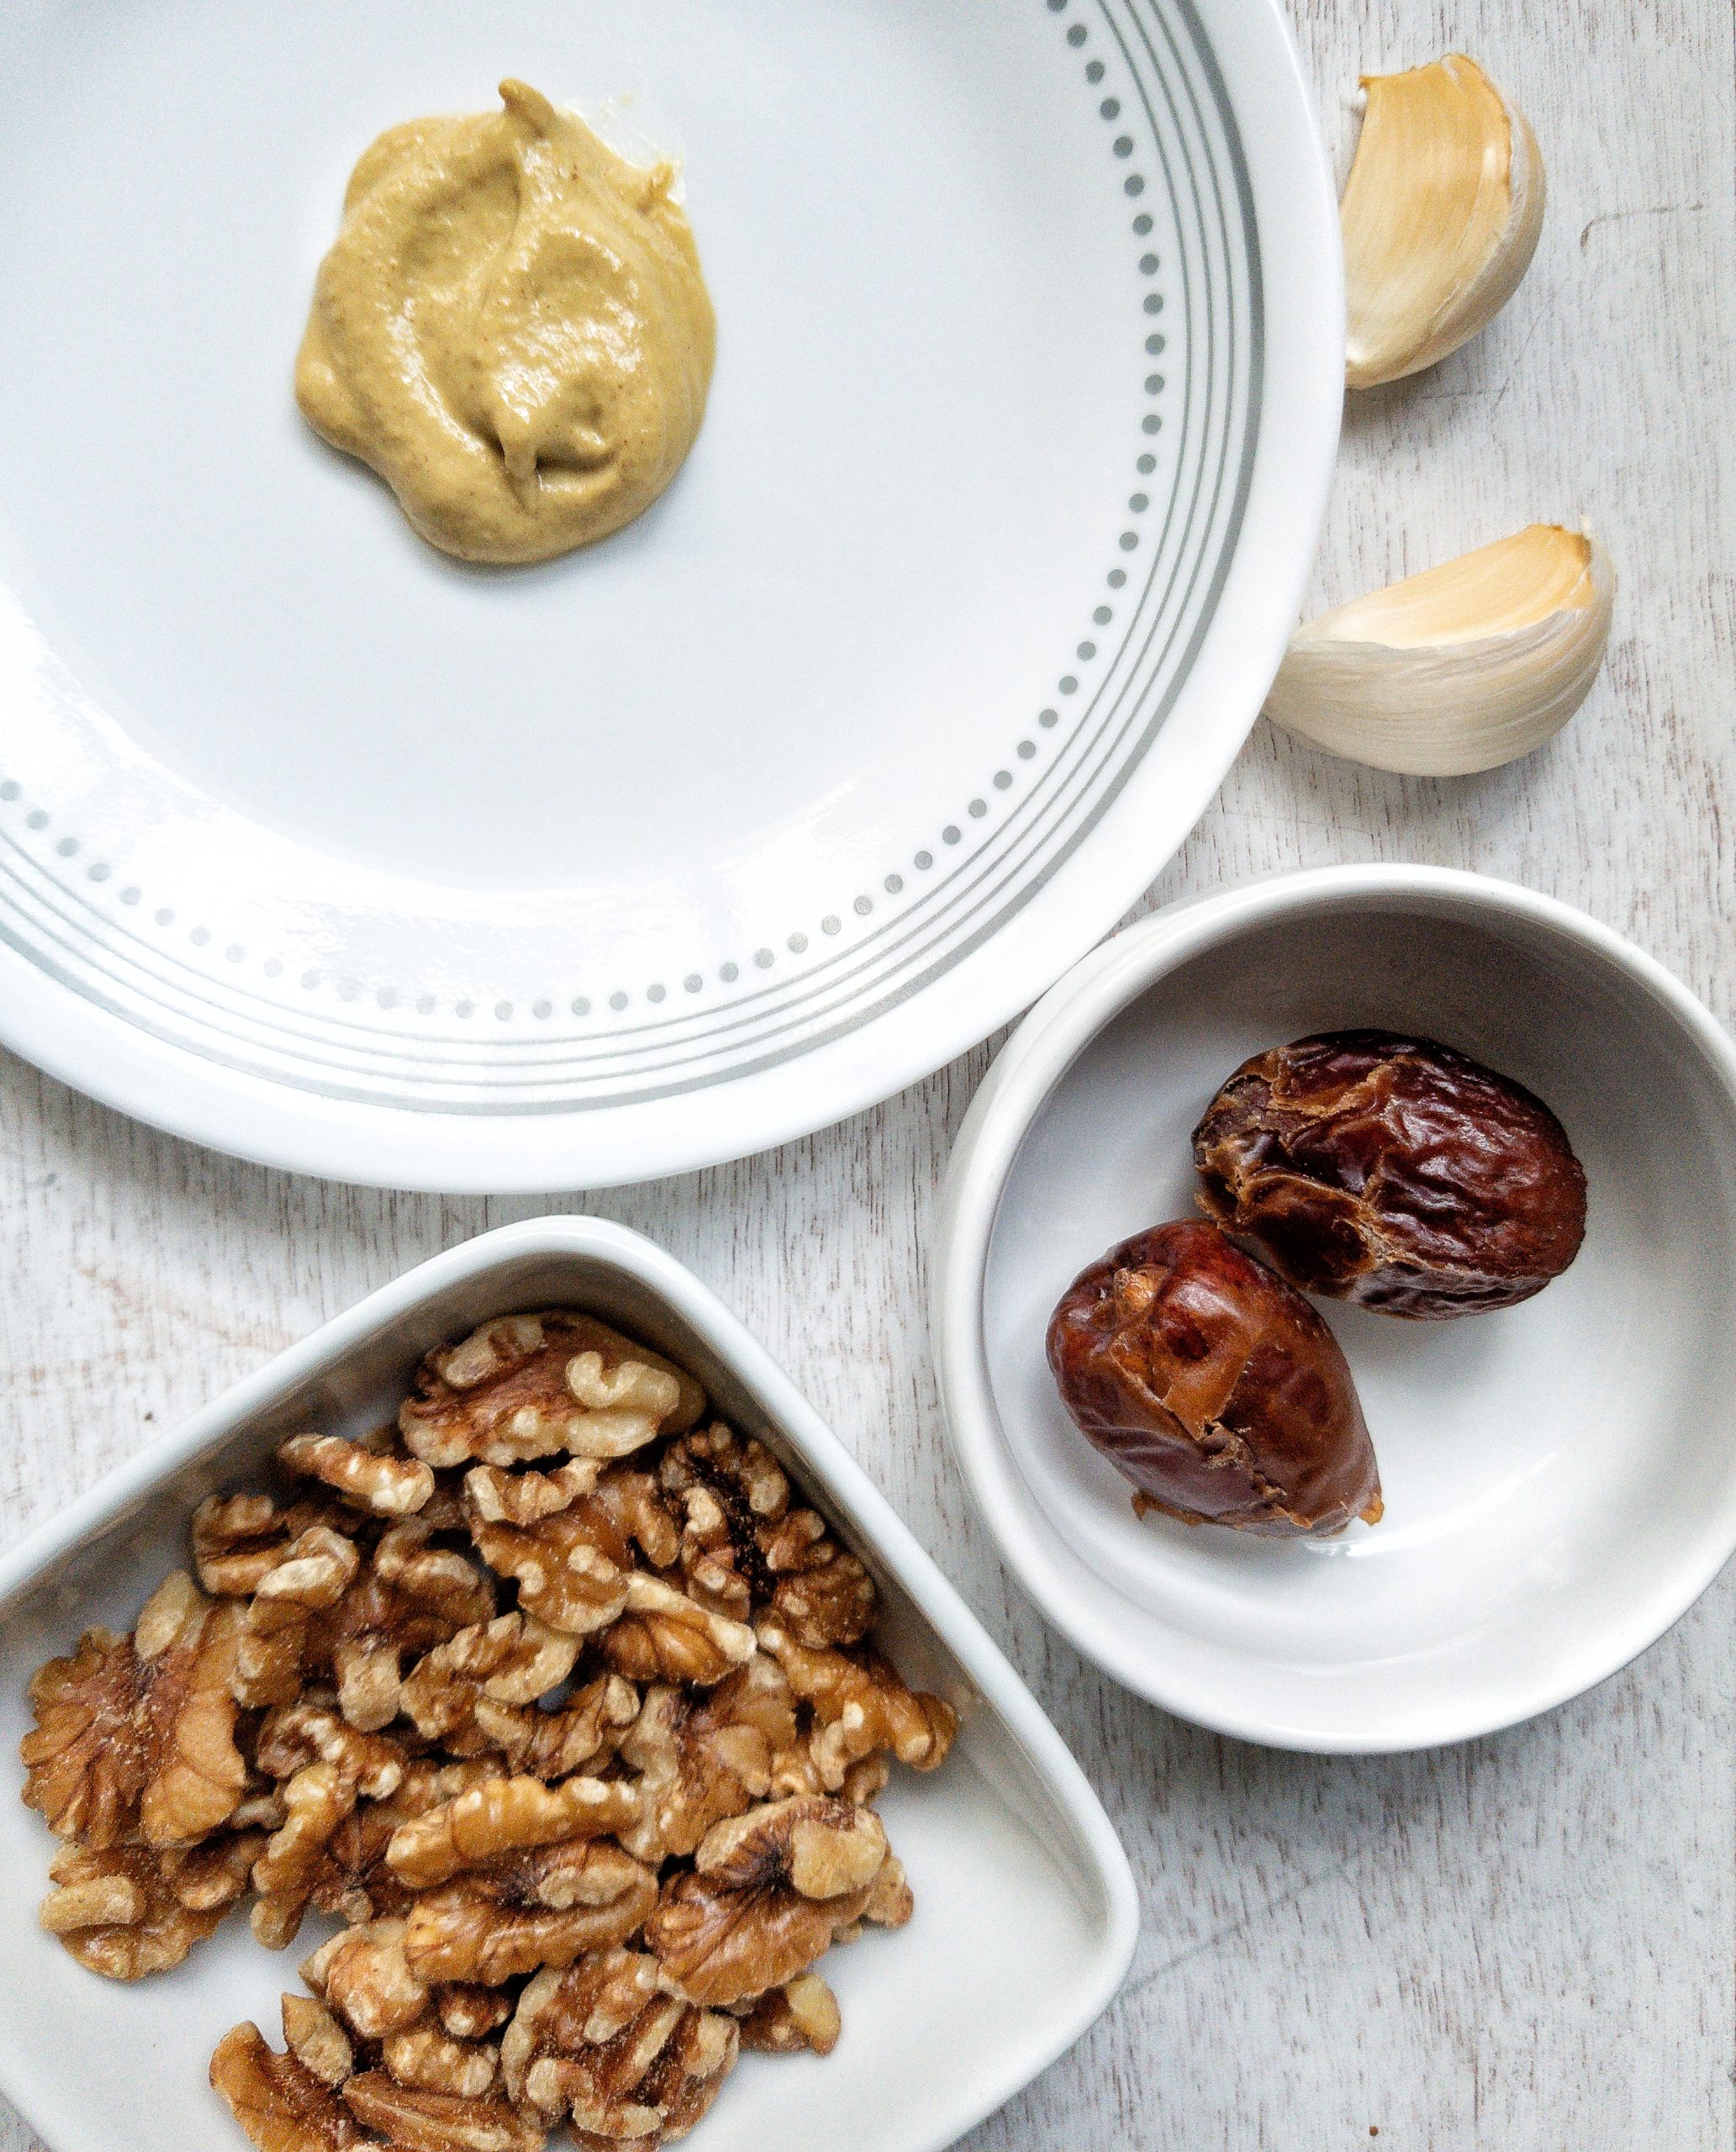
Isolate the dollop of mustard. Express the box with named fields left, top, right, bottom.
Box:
left=295, top=81, right=715, bottom=565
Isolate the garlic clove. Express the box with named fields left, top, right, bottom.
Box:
left=1343, top=55, right=1544, bottom=389
left=1264, top=524, right=1615, bottom=777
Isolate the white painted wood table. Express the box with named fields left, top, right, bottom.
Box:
left=3, top=0, right=1732, bottom=2143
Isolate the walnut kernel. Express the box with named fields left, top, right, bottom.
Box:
left=400, top=1315, right=701, bottom=1470
left=41, top=1833, right=260, bottom=1979
left=645, top=1796, right=889, bottom=2007
left=757, top=1622, right=956, bottom=1785
left=599, top=1575, right=756, bottom=1688
left=211, top=2023, right=367, bottom=2152
left=387, top=1775, right=641, bottom=1891
left=402, top=1841, right=658, bottom=1985
left=737, top=1971, right=842, bottom=2056
left=280, top=1432, right=435, bottom=1519
left=23, top=1573, right=248, bottom=1852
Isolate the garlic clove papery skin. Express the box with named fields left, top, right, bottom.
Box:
left=1343, top=55, right=1544, bottom=390
left=1263, top=525, right=1615, bottom=778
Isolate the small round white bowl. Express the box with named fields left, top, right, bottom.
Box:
left=935, top=864, right=1736, bottom=1753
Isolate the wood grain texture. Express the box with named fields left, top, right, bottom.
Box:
left=2, top=0, right=1733, bottom=2144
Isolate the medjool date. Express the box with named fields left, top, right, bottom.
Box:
left=1046, top=1220, right=1381, bottom=1537
left=1193, top=1030, right=1586, bottom=1318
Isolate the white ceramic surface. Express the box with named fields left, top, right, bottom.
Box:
left=0, top=0, right=1341, bottom=1190
left=0, top=1217, right=1137, bottom=2152
left=935, top=865, right=1736, bottom=1753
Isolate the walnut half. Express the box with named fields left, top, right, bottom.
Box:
left=645, top=1795, right=889, bottom=2007
left=660, top=1426, right=878, bottom=1648
left=401, top=1838, right=659, bottom=1986
left=211, top=2023, right=367, bottom=2152
left=501, top=1958, right=737, bottom=2147
left=41, top=1833, right=261, bottom=1980
left=386, top=1776, right=640, bottom=1891
left=758, top=1622, right=958, bottom=1787
left=616, top=1657, right=799, bottom=1863
left=23, top=1573, right=247, bottom=1852
left=278, top=1432, right=435, bottom=1520
left=400, top=1316, right=703, bottom=1470
left=214, top=2006, right=545, bottom=2152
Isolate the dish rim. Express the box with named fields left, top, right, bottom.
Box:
left=932, top=860, right=1736, bottom=1754
left=0, top=0, right=1343, bottom=1190
left=0, top=1212, right=1140, bottom=2151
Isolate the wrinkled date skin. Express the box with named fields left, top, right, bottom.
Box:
left=1046, top=1220, right=1382, bottom=1538
left=1193, top=1031, right=1588, bottom=1319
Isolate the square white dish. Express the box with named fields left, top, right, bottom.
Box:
left=0, top=1216, right=1137, bottom=2152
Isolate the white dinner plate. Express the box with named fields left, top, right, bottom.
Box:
left=0, top=0, right=1340, bottom=1189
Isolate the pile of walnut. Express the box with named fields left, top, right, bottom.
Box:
left=19, top=1312, right=957, bottom=2152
